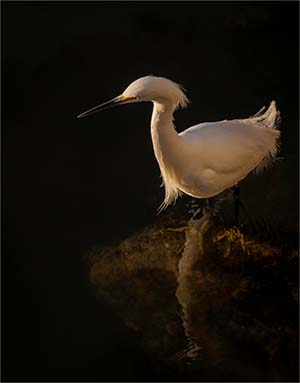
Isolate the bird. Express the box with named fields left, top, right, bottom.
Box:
left=77, top=76, right=281, bottom=214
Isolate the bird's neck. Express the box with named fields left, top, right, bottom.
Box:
left=150, top=102, right=180, bottom=165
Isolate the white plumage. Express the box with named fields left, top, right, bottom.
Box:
left=78, top=76, right=281, bottom=211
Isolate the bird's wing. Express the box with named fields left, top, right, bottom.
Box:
left=179, top=120, right=274, bottom=175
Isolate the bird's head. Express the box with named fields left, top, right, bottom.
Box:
left=77, top=76, right=189, bottom=119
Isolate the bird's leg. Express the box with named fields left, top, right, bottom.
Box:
left=166, top=199, right=204, bottom=233
left=232, top=185, right=240, bottom=227
left=186, top=198, right=202, bottom=219
left=231, top=185, right=255, bottom=229
left=212, top=185, right=250, bottom=256
left=205, top=197, right=219, bottom=216
left=239, top=198, right=255, bottom=229
left=205, top=198, right=211, bottom=214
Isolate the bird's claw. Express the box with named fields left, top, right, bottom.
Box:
left=213, top=226, right=250, bottom=257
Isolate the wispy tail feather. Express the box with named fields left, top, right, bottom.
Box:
left=253, top=101, right=281, bottom=173
left=253, top=100, right=281, bottom=131
left=252, top=105, right=266, bottom=117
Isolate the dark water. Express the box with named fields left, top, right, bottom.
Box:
left=87, top=206, right=298, bottom=382
left=2, top=2, right=299, bottom=381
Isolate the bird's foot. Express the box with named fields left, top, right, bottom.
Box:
left=213, top=226, right=250, bottom=257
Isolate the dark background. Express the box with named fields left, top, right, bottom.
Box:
left=2, top=1, right=299, bottom=381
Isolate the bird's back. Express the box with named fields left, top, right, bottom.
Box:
left=180, top=101, right=280, bottom=172
left=175, top=101, right=280, bottom=197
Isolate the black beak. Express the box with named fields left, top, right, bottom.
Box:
left=77, top=95, right=136, bottom=119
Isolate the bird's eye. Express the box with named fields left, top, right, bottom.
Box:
left=135, top=96, right=140, bottom=100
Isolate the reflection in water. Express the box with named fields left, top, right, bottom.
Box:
left=175, top=210, right=220, bottom=363
left=87, top=208, right=299, bottom=380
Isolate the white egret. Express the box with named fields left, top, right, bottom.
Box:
left=77, top=76, right=281, bottom=213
